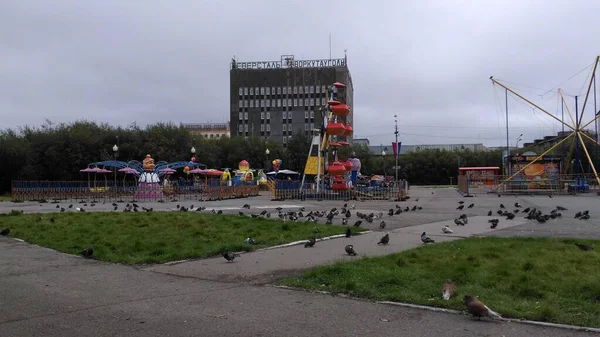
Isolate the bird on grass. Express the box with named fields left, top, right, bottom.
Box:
left=304, top=237, right=316, bottom=248
left=377, top=234, right=389, bottom=245
left=245, top=237, right=257, bottom=245
left=222, top=252, right=240, bottom=262
left=0, top=228, right=10, bottom=236
left=574, top=243, right=594, bottom=251
left=442, top=280, right=456, bottom=300
left=345, top=245, right=357, bottom=256
left=421, top=232, right=435, bottom=244
left=345, top=227, right=352, bottom=238
left=464, top=295, right=502, bottom=320
left=81, top=247, right=94, bottom=258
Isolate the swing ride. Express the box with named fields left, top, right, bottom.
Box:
left=490, top=55, right=600, bottom=194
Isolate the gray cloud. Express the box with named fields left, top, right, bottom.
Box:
left=1, top=0, right=600, bottom=147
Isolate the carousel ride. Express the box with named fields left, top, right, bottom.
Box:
left=86, top=154, right=205, bottom=199
left=300, top=81, right=360, bottom=193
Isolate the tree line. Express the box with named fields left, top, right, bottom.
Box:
left=0, top=120, right=505, bottom=193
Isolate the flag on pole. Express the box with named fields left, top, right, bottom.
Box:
left=392, top=142, right=401, bottom=158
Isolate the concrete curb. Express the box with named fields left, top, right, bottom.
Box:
left=271, top=286, right=600, bottom=333
left=379, top=301, right=600, bottom=333
left=256, top=230, right=373, bottom=252
left=159, top=231, right=373, bottom=266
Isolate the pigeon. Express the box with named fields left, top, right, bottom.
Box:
left=442, top=225, right=453, bottom=234
left=388, top=209, right=394, bottom=216
left=377, top=234, right=390, bottom=245
left=454, top=218, right=465, bottom=226
left=464, top=295, right=502, bottom=319
left=304, top=237, right=316, bottom=248
left=467, top=203, right=474, bottom=208
left=379, top=221, right=386, bottom=229
left=245, top=237, right=257, bottom=245
left=458, top=201, right=465, bottom=204
left=442, top=280, right=456, bottom=300
left=421, top=232, right=435, bottom=244
left=500, top=204, right=505, bottom=209
left=456, top=205, right=464, bottom=210
left=242, top=204, right=250, bottom=209
left=487, top=210, right=492, bottom=216
left=0, top=228, right=10, bottom=236
left=488, top=218, right=499, bottom=229
left=514, top=202, right=521, bottom=208
left=345, top=227, right=352, bottom=237
left=81, top=247, right=94, bottom=258
left=579, top=214, right=591, bottom=220
left=353, top=220, right=362, bottom=227
left=574, top=243, right=594, bottom=251
left=342, top=218, right=348, bottom=226
left=345, top=245, right=358, bottom=256
left=222, top=252, right=240, bottom=262
left=556, top=206, right=567, bottom=211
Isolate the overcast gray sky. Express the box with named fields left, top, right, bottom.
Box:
left=1, top=0, right=600, bottom=147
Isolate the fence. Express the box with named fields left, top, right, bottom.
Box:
left=10, top=180, right=260, bottom=202
left=457, top=174, right=600, bottom=195
left=271, top=179, right=410, bottom=201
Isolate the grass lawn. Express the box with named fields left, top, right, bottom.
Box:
left=280, top=236, right=600, bottom=328
left=0, top=194, right=11, bottom=202
left=0, top=211, right=366, bottom=264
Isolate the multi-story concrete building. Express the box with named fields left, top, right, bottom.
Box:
left=182, top=122, right=230, bottom=139
left=229, top=54, right=354, bottom=146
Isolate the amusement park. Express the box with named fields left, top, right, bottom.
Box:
left=10, top=80, right=408, bottom=203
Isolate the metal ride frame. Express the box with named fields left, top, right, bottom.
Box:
left=490, top=55, right=600, bottom=193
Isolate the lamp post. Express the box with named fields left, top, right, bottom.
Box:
left=394, top=114, right=399, bottom=184
left=112, top=144, right=118, bottom=187
left=382, top=149, right=387, bottom=176
left=265, top=148, right=270, bottom=171
left=515, top=133, right=523, bottom=155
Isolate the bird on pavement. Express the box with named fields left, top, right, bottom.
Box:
left=464, top=295, right=502, bottom=319
left=377, top=234, right=390, bottom=245
left=345, top=245, right=358, bottom=256
left=242, top=204, right=250, bottom=209
left=421, top=232, right=435, bottom=244
left=442, top=225, right=453, bottom=234
left=304, top=237, right=316, bottom=248
left=442, top=280, right=456, bottom=300
left=379, top=221, right=386, bottom=229
left=222, top=252, right=240, bottom=262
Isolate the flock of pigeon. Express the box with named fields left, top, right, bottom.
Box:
left=221, top=201, right=435, bottom=262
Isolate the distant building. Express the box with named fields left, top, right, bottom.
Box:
left=182, top=122, right=230, bottom=139
left=367, top=143, right=489, bottom=155
left=229, top=54, right=354, bottom=146
left=352, top=138, right=370, bottom=146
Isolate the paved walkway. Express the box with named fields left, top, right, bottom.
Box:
left=144, top=216, right=528, bottom=283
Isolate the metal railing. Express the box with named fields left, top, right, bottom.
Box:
left=271, top=179, right=410, bottom=201
left=10, top=180, right=260, bottom=202
left=457, top=174, right=600, bottom=195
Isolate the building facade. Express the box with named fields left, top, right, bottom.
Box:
left=182, top=122, right=230, bottom=139
left=229, top=54, right=354, bottom=146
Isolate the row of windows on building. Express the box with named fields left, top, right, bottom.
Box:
left=201, top=133, right=227, bottom=138
left=238, top=85, right=334, bottom=97
left=238, top=111, right=318, bottom=120
left=238, top=97, right=328, bottom=109
left=237, top=123, right=316, bottom=133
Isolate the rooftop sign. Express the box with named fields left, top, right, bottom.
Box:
left=231, top=56, right=346, bottom=70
